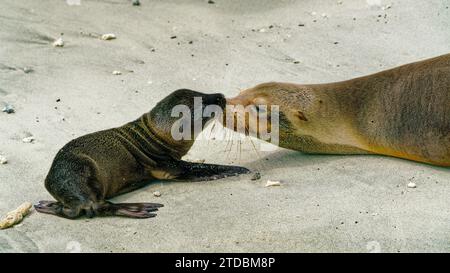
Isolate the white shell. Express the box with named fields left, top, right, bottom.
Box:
left=101, top=33, right=116, bottom=40
left=153, top=191, right=161, bottom=197
left=22, top=136, right=35, bottom=143
left=407, top=182, right=417, bottom=188
left=53, top=37, right=64, bottom=47
left=265, top=180, right=281, bottom=187
left=0, top=155, right=7, bottom=164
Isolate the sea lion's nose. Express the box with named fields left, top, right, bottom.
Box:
left=226, top=96, right=241, bottom=106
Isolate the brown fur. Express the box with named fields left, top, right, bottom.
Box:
left=226, top=54, right=450, bottom=167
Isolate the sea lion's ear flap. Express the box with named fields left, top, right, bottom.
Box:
left=295, top=111, right=308, bottom=122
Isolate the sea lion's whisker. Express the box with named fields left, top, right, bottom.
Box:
left=239, top=140, right=242, bottom=162
left=224, top=130, right=232, bottom=152
left=226, top=140, right=234, bottom=159
left=235, top=139, right=239, bottom=160
left=248, top=137, right=261, bottom=158
left=208, top=120, right=216, bottom=140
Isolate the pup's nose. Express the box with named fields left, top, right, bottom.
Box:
left=207, top=93, right=226, bottom=106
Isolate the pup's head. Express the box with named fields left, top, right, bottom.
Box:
left=148, top=89, right=226, bottom=156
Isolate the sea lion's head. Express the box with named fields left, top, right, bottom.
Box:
left=148, top=89, right=226, bottom=157
left=223, top=82, right=315, bottom=148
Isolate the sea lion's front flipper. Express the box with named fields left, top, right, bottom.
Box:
left=35, top=200, right=82, bottom=219
left=172, top=161, right=251, bottom=181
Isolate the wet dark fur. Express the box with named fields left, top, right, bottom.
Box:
left=36, top=89, right=249, bottom=219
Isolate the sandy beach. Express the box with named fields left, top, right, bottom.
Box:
left=0, top=0, right=449, bottom=252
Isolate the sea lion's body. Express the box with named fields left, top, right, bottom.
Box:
left=36, top=89, right=249, bottom=219
left=226, top=54, right=450, bottom=167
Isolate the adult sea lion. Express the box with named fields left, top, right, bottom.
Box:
left=35, top=89, right=249, bottom=219
left=225, top=54, right=450, bottom=167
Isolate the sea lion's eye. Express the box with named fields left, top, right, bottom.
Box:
left=255, top=105, right=266, bottom=113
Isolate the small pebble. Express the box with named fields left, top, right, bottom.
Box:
left=22, top=67, right=34, bottom=73
left=407, top=182, right=417, bottom=188
left=22, top=136, right=35, bottom=143
left=0, top=155, right=7, bottom=164
left=153, top=191, right=161, bottom=197
left=112, top=70, right=122, bottom=75
left=251, top=172, right=261, bottom=181
left=52, top=37, right=64, bottom=47
left=2, top=104, right=15, bottom=114
left=265, top=180, right=281, bottom=187
left=208, top=0, right=215, bottom=4
left=101, top=33, right=116, bottom=40
left=132, top=0, right=140, bottom=6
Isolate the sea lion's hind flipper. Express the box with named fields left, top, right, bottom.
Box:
left=96, top=202, right=163, bottom=219
left=173, top=161, right=251, bottom=181
left=35, top=201, right=162, bottom=219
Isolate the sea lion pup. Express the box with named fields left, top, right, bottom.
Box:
left=35, top=89, right=250, bottom=219
left=225, top=54, right=450, bottom=167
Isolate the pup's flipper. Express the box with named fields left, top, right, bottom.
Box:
left=173, top=161, right=250, bottom=181
left=99, top=202, right=163, bottom=218
left=35, top=200, right=163, bottom=219
left=35, top=200, right=81, bottom=219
